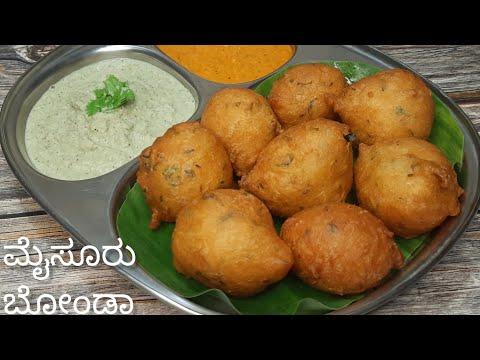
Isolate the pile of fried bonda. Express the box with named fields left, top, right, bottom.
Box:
left=137, top=64, right=463, bottom=298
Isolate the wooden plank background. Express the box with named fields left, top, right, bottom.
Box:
left=0, top=45, right=479, bottom=315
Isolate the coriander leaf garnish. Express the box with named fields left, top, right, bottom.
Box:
left=86, top=75, right=135, bottom=117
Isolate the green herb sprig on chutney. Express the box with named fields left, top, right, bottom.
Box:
left=86, top=75, right=135, bottom=116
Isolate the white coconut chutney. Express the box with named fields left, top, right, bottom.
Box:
left=25, top=58, right=196, bottom=181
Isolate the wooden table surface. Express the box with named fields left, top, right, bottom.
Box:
left=0, top=45, right=479, bottom=315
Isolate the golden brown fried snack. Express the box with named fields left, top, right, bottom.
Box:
left=335, top=69, right=434, bottom=145
left=201, top=88, right=281, bottom=177
left=240, top=118, right=353, bottom=218
left=281, top=203, right=404, bottom=295
left=355, top=138, right=463, bottom=238
left=172, top=189, right=293, bottom=298
left=268, top=64, right=347, bottom=128
left=137, top=122, right=233, bottom=230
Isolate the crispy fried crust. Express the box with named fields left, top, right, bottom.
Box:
left=172, top=189, right=293, bottom=298
left=137, top=122, right=234, bottom=229
left=335, top=69, right=434, bottom=145
left=355, top=138, right=463, bottom=238
left=201, top=88, right=281, bottom=176
left=240, top=118, right=353, bottom=217
left=268, top=64, right=347, bottom=128
left=281, top=203, right=404, bottom=295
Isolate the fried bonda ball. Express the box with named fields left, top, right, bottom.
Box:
left=137, top=122, right=233, bottom=230
left=240, top=119, right=353, bottom=218
left=172, top=189, right=293, bottom=298
left=201, top=88, right=281, bottom=177
left=268, top=64, right=347, bottom=128
left=281, top=203, right=404, bottom=295
left=355, top=138, right=463, bottom=238
left=335, top=69, right=434, bottom=145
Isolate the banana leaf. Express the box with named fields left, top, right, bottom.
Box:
left=117, top=61, right=464, bottom=315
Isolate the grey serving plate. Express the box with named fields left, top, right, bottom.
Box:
left=1, top=45, right=479, bottom=315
